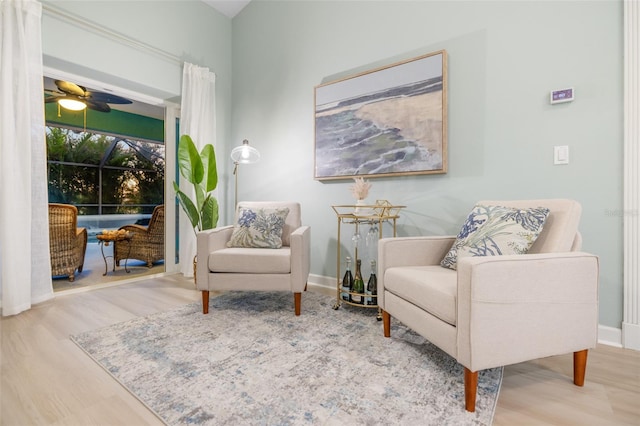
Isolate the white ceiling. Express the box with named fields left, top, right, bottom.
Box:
left=202, top=0, right=251, bottom=18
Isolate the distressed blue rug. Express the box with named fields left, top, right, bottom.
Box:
left=71, top=291, right=501, bottom=425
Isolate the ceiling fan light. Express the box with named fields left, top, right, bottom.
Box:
left=58, top=98, right=87, bottom=111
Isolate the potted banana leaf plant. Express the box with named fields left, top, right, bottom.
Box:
left=172, top=134, right=219, bottom=280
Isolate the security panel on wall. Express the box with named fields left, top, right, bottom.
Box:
left=550, top=87, right=574, bottom=104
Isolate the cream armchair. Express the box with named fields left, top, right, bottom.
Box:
left=378, top=199, right=599, bottom=412
left=196, top=201, right=310, bottom=315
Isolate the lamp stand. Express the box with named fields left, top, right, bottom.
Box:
left=233, top=161, right=239, bottom=208
left=230, top=139, right=260, bottom=210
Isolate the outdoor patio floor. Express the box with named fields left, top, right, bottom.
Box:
left=52, top=242, right=166, bottom=292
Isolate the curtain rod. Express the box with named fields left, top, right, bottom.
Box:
left=41, top=3, right=183, bottom=67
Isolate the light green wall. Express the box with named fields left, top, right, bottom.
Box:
left=231, top=1, right=624, bottom=328
left=38, top=0, right=625, bottom=329
left=44, top=102, right=165, bottom=142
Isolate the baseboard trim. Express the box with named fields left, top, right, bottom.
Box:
left=308, top=273, right=334, bottom=291
left=622, top=322, right=640, bottom=350
left=598, top=325, right=622, bottom=347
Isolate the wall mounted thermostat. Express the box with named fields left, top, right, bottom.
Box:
left=550, top=87, right=574, bottom=104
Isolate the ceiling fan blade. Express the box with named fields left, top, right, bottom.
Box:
left=86, top=91, right=133, bottom=105
left=55, top=80, right=86, bottom=96
left=47, top=80, right=131, bottom=113
left=85, top=100, right=111, bottom=113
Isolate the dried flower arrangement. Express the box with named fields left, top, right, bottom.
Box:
left=349, top=177, right=372, bottom=200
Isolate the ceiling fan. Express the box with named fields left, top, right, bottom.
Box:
left=45, top=80, right=132, bottom=113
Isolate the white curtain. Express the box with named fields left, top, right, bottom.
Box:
left=179, top=62, right=217, bottom=277
left=0, top=0, right=53, bottom=315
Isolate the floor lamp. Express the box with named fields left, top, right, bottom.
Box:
left=230, top=139, right=260, bottom=208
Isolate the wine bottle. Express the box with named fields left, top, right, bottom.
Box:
left=367, top=260, right=378, bottom=306
left=341, top=257, right=353, bottom=302
left=352, top=259, right=365, bottom=304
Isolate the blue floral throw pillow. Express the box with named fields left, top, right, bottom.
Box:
left=440, top=204, right=550, bottom=270
left=227, top=207, right=290, bottom=249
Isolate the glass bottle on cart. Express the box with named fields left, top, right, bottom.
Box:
left=352, top=259, right=365, bottom=304
left=341, top=256, right=353, bottom=302
left=366, top=260, right=377, bottom=305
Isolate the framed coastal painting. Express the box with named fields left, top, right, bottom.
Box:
left=314, top=50, right=447, bottom=181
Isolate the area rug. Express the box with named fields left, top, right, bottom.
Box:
left=71, top=291, right=502, bottom=425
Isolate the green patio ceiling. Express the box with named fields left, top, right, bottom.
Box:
left=45, top=102, right=164, bottom=143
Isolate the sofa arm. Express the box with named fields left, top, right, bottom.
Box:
left=119, top=224, right=148, bottom=233
left=196, top=225, right=234, bottom=288
left=378, top=236, right=455, bottom=270
left=118, top=224, right=150, bottom=247
left=290, top=225, right=311, bottom=292
left=76, top=227, right=87, bottom=246
left=75, top=227, right=88, bottom=267
left=456, top=252, right=599, bottom=371
left=378, top=236, right=455, bottom=310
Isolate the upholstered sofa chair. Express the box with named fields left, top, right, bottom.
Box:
left=378, top=199, right=599, bottom=412
left=48, top=203, right=88, bottom=282
left=115, top=204, right=164, bottom=267
left=196, top=201, right=310, bottom=315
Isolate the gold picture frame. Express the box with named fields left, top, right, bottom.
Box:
left=314, top=50, right=447, bottom=181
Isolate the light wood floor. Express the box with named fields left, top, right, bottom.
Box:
left=2, top=276, right=639, bottom=425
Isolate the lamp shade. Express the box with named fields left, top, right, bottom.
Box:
left=58, top=97, right=87, bottom=111
left=230, top=139, right=260, bottom=164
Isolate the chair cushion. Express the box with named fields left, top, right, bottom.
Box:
left=441, top=204, right=550, bottom=270
left=209, top=247, right=291, bottom=273
left=384, top=265, right=457, bottom=326
left=227, top=207, right=290, bottom=249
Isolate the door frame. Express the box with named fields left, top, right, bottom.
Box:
left=43, top=66, right=180, bottom=276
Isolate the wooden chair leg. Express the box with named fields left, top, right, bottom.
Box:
left=383, top=310, right=391, bottom=337
left=573, top=349, right=588, bottom=386
left=294, top=292, right=301, bottom=316
left=464, top=367, right=478, bottom=412
left=304, top=283, right=308, bottom=291
left=202, top=290, right=209, bottom=314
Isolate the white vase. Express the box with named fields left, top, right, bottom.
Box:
left=354, top=199, right=367, bottom=214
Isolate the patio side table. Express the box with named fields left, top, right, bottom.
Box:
left=96, top=232, right=133, bottom=276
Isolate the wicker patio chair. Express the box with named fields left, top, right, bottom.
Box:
left=48, top=203, right=88, bottom=282
left=114, top=205, right=164, bottom=267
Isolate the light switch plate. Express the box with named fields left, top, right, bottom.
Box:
left=554, top=146, right=569, bottom=165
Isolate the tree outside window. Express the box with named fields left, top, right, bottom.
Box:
left=46, top=126, right=164, bottom=215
